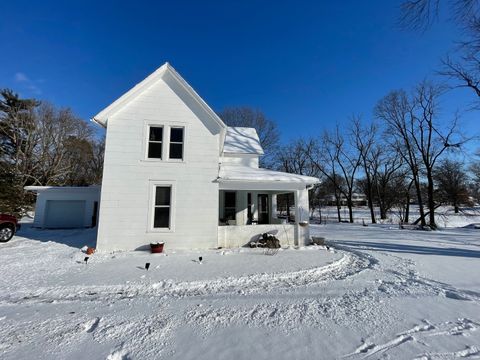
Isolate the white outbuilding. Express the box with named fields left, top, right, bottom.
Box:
left=25, top=186, right=100, bottom=229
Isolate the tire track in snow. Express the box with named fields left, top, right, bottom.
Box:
left=414, top=345, right=480, bottom=359
left=0, top=250, right=374, bottom=306
left=333, top=240, right=480, bottom=302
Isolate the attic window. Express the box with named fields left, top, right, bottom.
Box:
left=148, top=126, right=163, bottom=159
left=169, top=127, right=184, bottom=160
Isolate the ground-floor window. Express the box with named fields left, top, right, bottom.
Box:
left=153, top=186, right=171, bottom=229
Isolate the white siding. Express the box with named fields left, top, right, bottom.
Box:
left=220, top=154, right=259, bottom=168
left=97, top=79, right=221, bottom=251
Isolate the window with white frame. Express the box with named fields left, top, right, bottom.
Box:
left=148, top=126, right=163, bottom=159
left=153, top=186, right=171, bottom=228
left=169, top=127, right=184, bottom=160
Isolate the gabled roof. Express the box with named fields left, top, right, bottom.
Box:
left=91, top=62, right=226, bottom=132
left=223, top=127, right=264, bottom=155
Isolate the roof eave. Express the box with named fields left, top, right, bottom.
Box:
left=91, top=117, right=107, bottom=128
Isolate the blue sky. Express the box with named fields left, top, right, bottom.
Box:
left=0, top=0, right=478, bottom=149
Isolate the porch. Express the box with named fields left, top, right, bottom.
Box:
left=218, top=223, right=295, bottom=248
left=217, top=164, right=319, bottom=248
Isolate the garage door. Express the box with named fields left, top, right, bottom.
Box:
left=44, top=200, right=86, bottom=228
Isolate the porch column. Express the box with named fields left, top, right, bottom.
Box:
left=236, top=191, right=248, bottom=225
left=294, top=188, right=310, bottom=246
left=270, top=193, right=278, bottom=223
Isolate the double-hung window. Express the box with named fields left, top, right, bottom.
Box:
left=148, top=126, right=163, bottom=159
left=169, top=127, right=184, bottom=160
left=153, top=186, right=171, bottom=228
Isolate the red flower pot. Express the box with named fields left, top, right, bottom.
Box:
left=150, top=242, right=164, bottom=253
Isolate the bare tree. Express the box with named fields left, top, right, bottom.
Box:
left=439, top=55, right=480, bottom=100
left=469, top=151, right=480, bottom=201
left=370, top=145, right=408, bottom=220
left=400, top=0, right=480, bottom=102
left=218, top=107, right=280, bottom=168
left=274, top=138, right=319, bottom=220
left=306, top=126, right=362, bottom=223
left=375, top=82, right=463, bottom=228
left=351, top=116, right=378, bottom=223
left=375, top=89, right=427, bottom=226
left=399, top=0, right=480, bottom=31
left=275, top=138, right=317, bottom=175
left=0, top=89, right=105, bottom=214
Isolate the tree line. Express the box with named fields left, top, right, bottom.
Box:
left=275, top=82, right=478, bottom=229
left=0, top=89, right=104, bottom=216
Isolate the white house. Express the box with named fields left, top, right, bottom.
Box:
left=27, top=63, right=319, bottom=251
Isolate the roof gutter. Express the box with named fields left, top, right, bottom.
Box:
left=91, top=117, right=107, bottom=128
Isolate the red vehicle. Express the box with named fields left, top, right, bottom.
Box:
left=0, top=214, right=20, bottom=242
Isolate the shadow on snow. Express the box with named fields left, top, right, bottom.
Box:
left=334, top=239, right=480, bottom=258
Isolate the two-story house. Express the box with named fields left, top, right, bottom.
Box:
left=27, top=63, right=319, bottom=251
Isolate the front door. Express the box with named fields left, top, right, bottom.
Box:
left=257, top=194, right=269, bottom=224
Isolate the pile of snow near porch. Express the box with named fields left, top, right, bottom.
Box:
left=1, top=216, right=480, bottom=359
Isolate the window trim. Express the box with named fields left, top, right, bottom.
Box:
left=148, top=180, right=176, bottom=233
left=142, top=122, right=187, bottom=163
left=168, top=126, right=185, bottom=161
left=147, top=125, right=164, bottom=160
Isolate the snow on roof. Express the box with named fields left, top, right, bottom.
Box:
left=223, top=127, right=264, bottom=155
left=218, top=165, right=319, bottom=185
left=24, top=186, right=100, bottom=193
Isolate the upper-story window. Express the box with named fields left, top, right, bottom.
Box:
left=148, top=126, right=163, bottom=159
left=169, top=127, right=184, bottom=160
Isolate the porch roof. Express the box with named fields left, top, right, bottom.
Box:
left=218, top=165, right=320, bottom=190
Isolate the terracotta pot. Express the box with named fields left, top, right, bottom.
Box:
left=150, top=242, right=165, bottom=253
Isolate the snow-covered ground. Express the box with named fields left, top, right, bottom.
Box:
left=1, top=213, right=480, bottom=359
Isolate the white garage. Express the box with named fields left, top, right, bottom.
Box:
left=25, top=186, right=101, bottom=229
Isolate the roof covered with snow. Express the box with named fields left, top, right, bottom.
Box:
left=24, top=186, right=100, bottom=193
left=218, top=165, right=319, bottom=186
left=223, top=127, right=264, bottom=155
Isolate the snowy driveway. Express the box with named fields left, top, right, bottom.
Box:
left=1, top=223, right=479, bottom=359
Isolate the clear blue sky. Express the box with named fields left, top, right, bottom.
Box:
left=0, top=0, right=478, bottom=148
